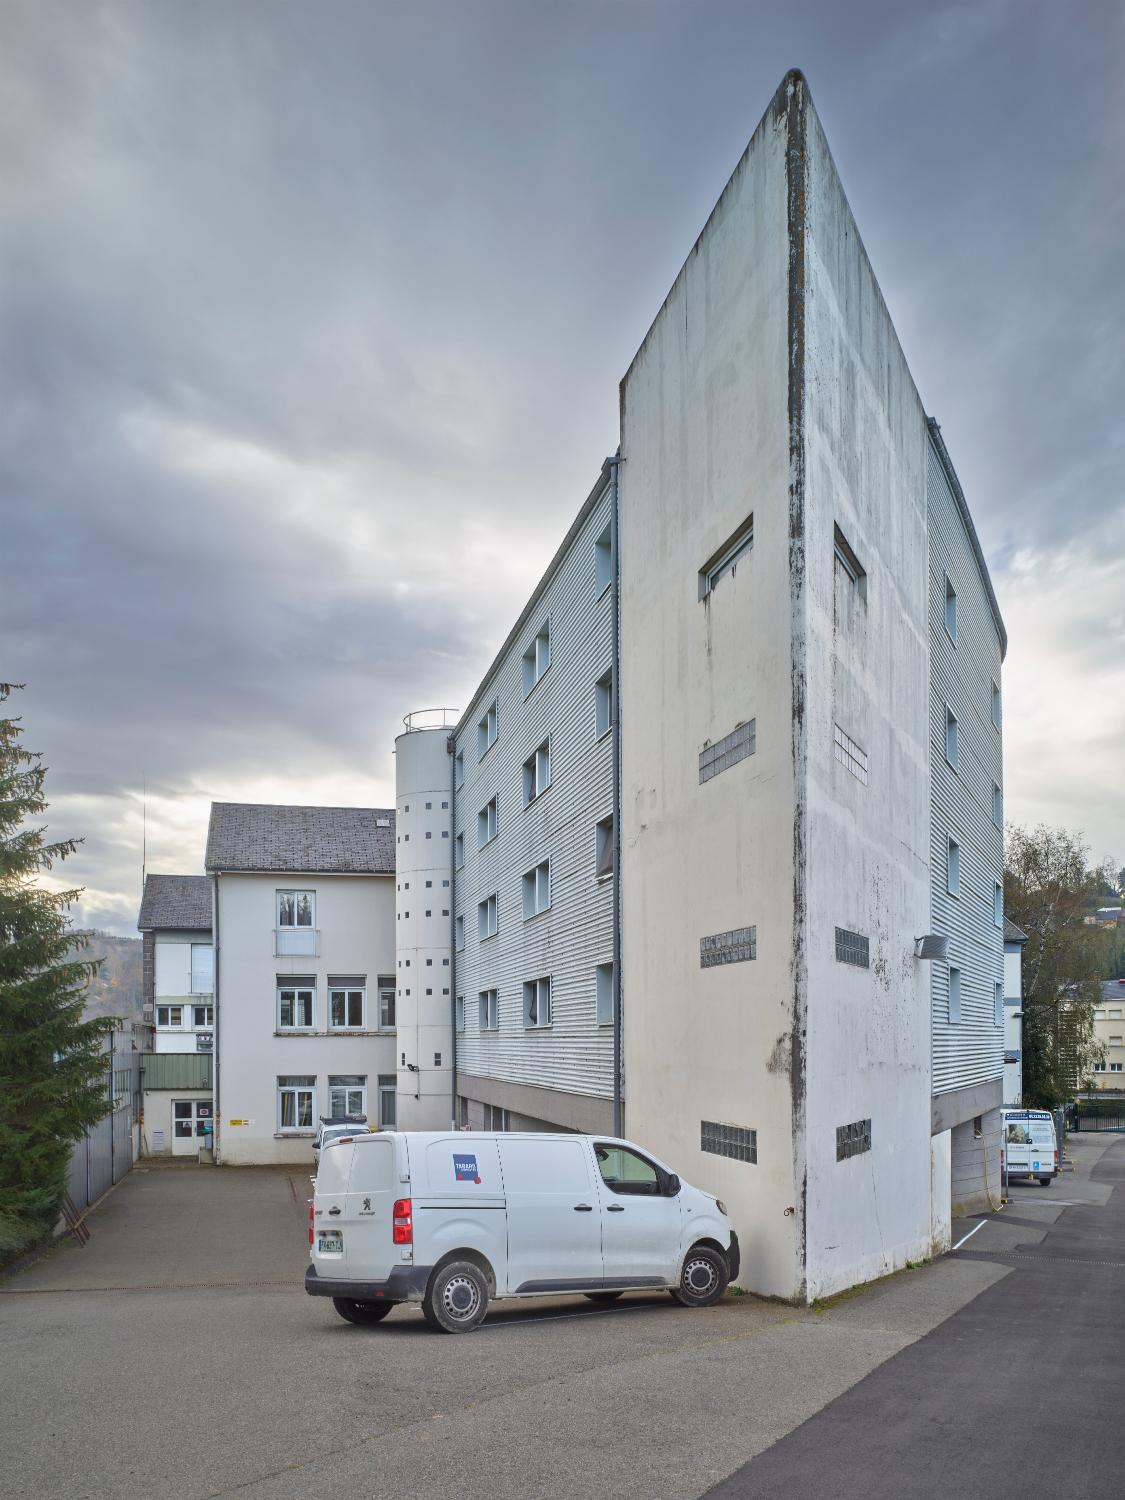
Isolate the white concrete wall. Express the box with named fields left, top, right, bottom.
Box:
left=395, top=725, right=455, bottom=1129
left=215, top=871, right=396, bottom=1164
left=929, top=1129, right=952, bottom=1255
left=153, top=931, right=214, bottom=1054
left=142, top=1089, right=212, bottom=1156
left=619, top=79, right=800, bottom=1298
left=801, top=95, right=934, bottom=1298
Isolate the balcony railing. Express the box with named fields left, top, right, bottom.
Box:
left=275, top=927, right=319, bottom=957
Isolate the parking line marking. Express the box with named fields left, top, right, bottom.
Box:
left=952, top=1220, right=986, bottom=1251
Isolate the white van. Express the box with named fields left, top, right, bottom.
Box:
left=1001, top=1108, right=1059, bottom=1186
left=305, top=1131, right=739, bottom=1332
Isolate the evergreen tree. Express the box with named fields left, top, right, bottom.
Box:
left=0, top=684, right=113, bottom=1257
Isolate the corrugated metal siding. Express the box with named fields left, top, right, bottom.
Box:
left=454, top=482, right=614, bottom=1099
left=927, top=437, right=1004, bottom=1095
left=141, top=1052, right=214, bottom=1090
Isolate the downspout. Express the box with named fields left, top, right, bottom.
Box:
left=212, top=873, right=221, bottom=1164
left=448, top=731, right=458, bottom=1128
left=610, top=453, right=623, bottom=1137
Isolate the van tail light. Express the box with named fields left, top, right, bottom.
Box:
left=392, top=1198, right=413, bottom=1245
left=308, top=1202, right=315, bottom=1245
left=1054, top=1150, right=1059, bottom=1170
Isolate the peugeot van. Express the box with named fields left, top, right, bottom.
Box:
left=1001, top=1108, right=1058, bottom=1186
left=305, top=1131, right=739, bottom=1332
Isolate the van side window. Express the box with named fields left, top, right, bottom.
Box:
left=594, top=1144, right=661, bottom=1196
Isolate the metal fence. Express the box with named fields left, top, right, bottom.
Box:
left=1074, top=1113, right=1125, bottom=1133
left=66, top=1027, right=144, bottom=1214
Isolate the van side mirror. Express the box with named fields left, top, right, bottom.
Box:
left=665, top=1173, right=681, bottom=1196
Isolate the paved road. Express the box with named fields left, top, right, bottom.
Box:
left=705, top=1133, right=1125, bottom=1498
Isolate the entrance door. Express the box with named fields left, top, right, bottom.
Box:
left=171, top=1100, right=212, bottom=1156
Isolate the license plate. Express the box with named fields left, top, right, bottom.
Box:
left=318, top=1233, right=343, bottom=1254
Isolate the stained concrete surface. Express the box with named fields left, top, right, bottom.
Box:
left=2, top=1155, right=1017, bottom=1500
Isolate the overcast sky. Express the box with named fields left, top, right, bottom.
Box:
left=3, top=0, right=1123, bottom=937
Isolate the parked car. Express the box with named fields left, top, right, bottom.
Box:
left=1001, top=1108, right=1058, bottom=1186
left=305, top=1131, right=739, bottom=1332
left=312, top=1115, right=371, bottom=1167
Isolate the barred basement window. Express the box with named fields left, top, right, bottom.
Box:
left=700, top=927, right=757, bottom=967
left=836, top=1119, right=871, bottom=1161
left=833, top=724, right=868, bottom=785
left=834, top=928, right=869, bottom=968
left=701, top=1121, right=757, bottom=1164
left=699, top=720, right=756, bottom=784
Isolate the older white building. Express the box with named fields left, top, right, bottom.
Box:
left=206, top=803, right=397, bottom=1165
left=427, top=70, right=1008, bottom=1302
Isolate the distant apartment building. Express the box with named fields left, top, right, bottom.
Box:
left=137, top=873, right=215, bottom=1154
left=1091, top=979, right=1125, bottom=1088
left=205, top=803, right=397, bottom=1165
left=402, top=71, right=1009, bottom=1302
left=1002, top=918, right=1028, bottom=1106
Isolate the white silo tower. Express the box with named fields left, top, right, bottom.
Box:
left=394, top=710, right=457, bottom=1130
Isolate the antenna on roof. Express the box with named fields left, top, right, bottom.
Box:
left=141, top=773, right=147, bottom=894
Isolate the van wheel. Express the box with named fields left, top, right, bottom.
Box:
left=584, top=1291, right=624, bottom=1302
left=1039, top=1176, right=1053, bottom=1187
left=670, top=1246, right=728, bottom=1307
left=332, top=1297, right=396, bottom=1325
left=423, top=1260, right=489, bottom=1333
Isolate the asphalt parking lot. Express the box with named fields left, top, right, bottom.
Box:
left=1, top=1139, right=1120, bottom=1500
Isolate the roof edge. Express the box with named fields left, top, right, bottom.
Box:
left=927, top=418, right=1007, bottom=661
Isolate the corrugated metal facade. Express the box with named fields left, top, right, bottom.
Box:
left=453, top=478, right=615, bottom=1101
left=141, top=1052, right=214, bottom=1091
left=927, top=436, right=1005, bottom=1095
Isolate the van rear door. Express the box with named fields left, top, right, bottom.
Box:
left=341, top=1135, right=398, bottom=1283
left=497, top=1136, right=603, bottom=1294
left=311, top=1137, right=353, bottom=1271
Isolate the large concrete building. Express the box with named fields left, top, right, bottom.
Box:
left=414, top=71, right=1008, bottom=1301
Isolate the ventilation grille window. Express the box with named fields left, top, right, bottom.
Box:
left=836, top=1119, right=872, bottom=1161
left=700, top=926, right=757, bottom=968
left=699, top=720, right=756, bottom=784
left=833, top=725, right=868, bottom=785
left=701, top=1121, right=757, bottom=1164
left=834, top=927, right=870, bottom=968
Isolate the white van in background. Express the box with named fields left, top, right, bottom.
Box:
left=1001, top=1108, right=1059, bottom=1186
left=305, top=1131, right=739, bottom=1332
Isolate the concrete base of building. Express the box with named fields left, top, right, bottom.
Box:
left=950, top=1108, right=1002, bottom=1216
left=456, top=1072, right=615, bottom=1134
left=931, top=1078, right=1002, bottom=1135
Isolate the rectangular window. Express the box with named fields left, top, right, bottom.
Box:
left=523, top=739, right=551, bottom=805
left=454, top=751, right=464, bottom=789
left=190, top=944, right=213, bottom=994
left=523, top=976, right=552, bottom=1028
left=455, top=995, right=465, bottom=1032
left=700, top=927, right=757, bottom=967
left=455, top=915, right=464, bottom=951
left=945, top=707, right=958, bottom=769
left=995, top=981, right=1004, bottom=1027
left=833, top=524, right=867, bottom=601
left=479, top=988, right=499, bottom=1030
left=455, top=831, right=464, bottom=869
left=277, top=890, right=314, bottom=927
left=595, top=522, right=613, bottom=596
left=156, top=1004, right=183, bottom=1028
left=477, top=701, right=497, bottom=759
left=948, top=966, right=961, bottom=1024
left=833, top=724, right=868, bottom=786
left=699, top=515, right=753, bottom=599
left=328, top=1074, right=367, bottom=1118
left=278, top=1075, right=315, bottom=1131
left=192, top=1003, right=213, bottom=1028
left=478, top=893, right=498, bottom=940
left=834, top=928, right=870, bottom=968
left=596, top=962, right=614, bottom=1026
left=477, top=798, right=497, bottom=847
left=993, top=782, right=1003, bottom=829
left=1112, top=1063, right=1124, bottom=1074
left=595, top=815, right=614, bottom=879
left=991, top=680, right=1002, bottom=730
left=329, top=977, right=366, bottom=1030
left=944, top=575, right=957, bottom=641
left=595, top=668, right=613, bottom=739
left=994, top=882, right=1004, bottom=928
left=947, top=838, right=961, bottom=897
left=378, top=1075, right=397, bottom=1128
left=700, top=719, right=756, bottom=784
left=701, top=1120, right=757, bottom=1164
left=522, top=619, right=551, bottom=694
left=278, top=979, right=316, bottom=1031
left=378, top=978, right=396, bottom=1030
left=522, top=860, right=550, bottom=919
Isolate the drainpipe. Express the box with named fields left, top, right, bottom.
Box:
left=610, top=452, right=623, bottom=1137
left=448, top=729, right=458, bottom=1128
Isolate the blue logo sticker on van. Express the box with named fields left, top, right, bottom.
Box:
left=454, top=1154, right=479, bottom=1182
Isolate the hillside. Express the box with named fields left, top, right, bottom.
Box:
left=73, top=930, right=144, bottom=1022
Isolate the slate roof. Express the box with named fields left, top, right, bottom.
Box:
left=1003, top=917, right=1029, bottom=945
left=205, top=803, right=396, bottom=875
left=138, top=874, right=213, bottom=932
